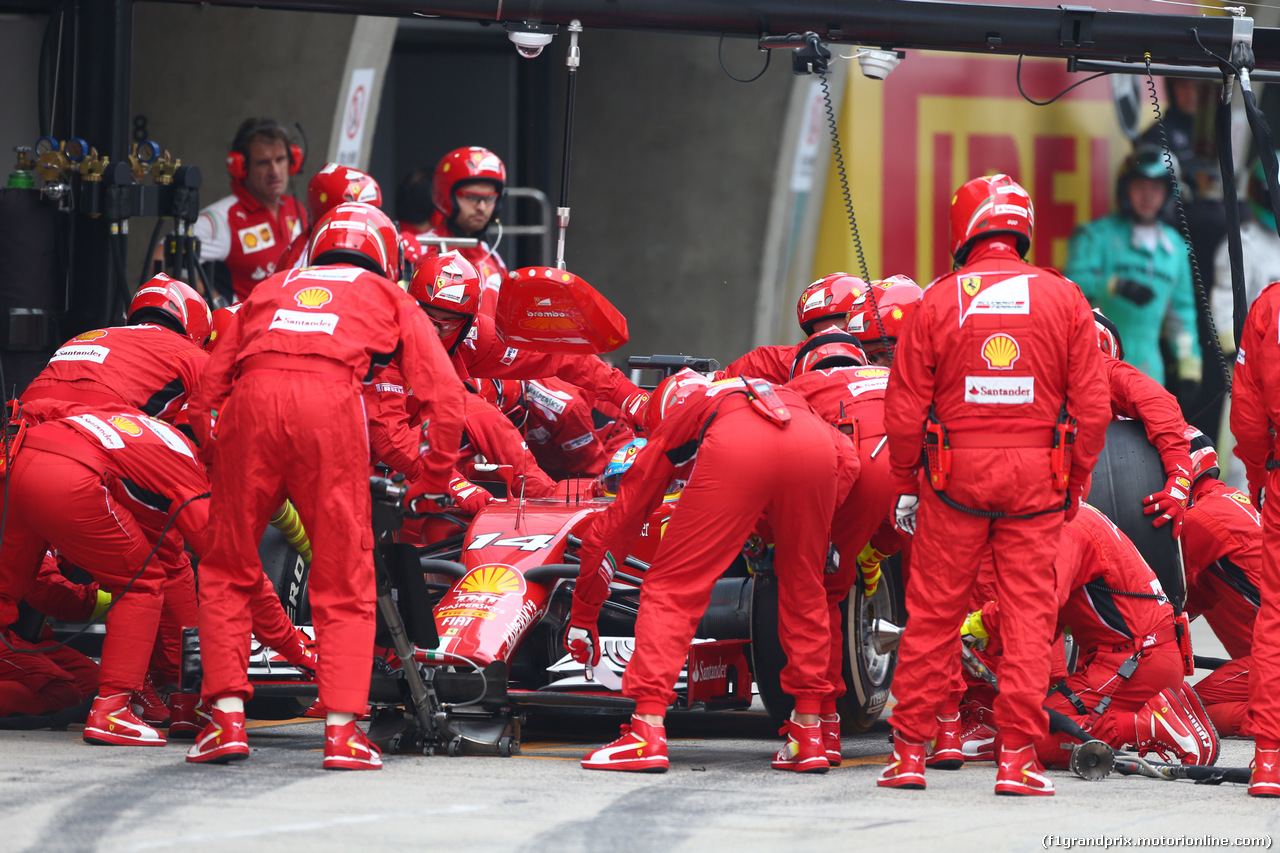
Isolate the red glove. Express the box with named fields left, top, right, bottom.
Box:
left=449, top=476, right=494, bottom=515
left=1143, top=474, right=1191, bottom=536
left=564, top=617, right=601, bottom=666
left=621, top=390, right=651, bottom=431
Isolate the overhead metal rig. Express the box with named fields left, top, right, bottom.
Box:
left=157, top=0, right=1270, bottom=71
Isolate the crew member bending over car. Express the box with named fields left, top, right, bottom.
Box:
left=567, top=371, right=857, bottom=773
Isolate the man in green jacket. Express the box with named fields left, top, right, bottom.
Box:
left=1065, top=146, right=1202, bottom=396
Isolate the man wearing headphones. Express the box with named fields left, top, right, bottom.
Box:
left=194, top=117, right=307, bottom=303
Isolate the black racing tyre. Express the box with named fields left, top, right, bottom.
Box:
left=259, top=525, right=312, bottom=625
left=244, top=695, right=312, bottom=720
left=837, top=554, right=905, bottom=733
left=1086, top=418, right=1187, bottom=612
left=749, top=571, right=792, bottom=726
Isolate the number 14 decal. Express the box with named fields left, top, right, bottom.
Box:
left=467, top=532, right=556, bottom=552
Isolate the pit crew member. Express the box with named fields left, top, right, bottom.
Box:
left=1227, top=277, right=1280, bottom=797
left=568, top=372, right=855, bottom=773
left=186, top=202, right=465, bottom=770
left=881, top=173, right=1111, bottom=795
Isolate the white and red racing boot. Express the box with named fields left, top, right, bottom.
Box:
left=877, top=731, right=926, bottom=789
left=1131, top=687, right=1215, bottom=766
left=324, top=720, right=382, bottom=770
left=581, top=716, right=669, bottom=773
left=771, top=719, right=829, bottom=773
left=185, top=707, right=249, bottom=764
left=959, top=703, right=998, bottom=762
left=926, top=713, right=964, bottom=770
left=819, top=713, right=842, bottom=766
left=1249, top=747, right=1280, bottom=798
left=994, top=744, right=1054, bottom=796
left=167, top=693, right=209, bottom=740
left=83, top=693, right=167, bottom=746
left=130, top=675, right=171, bottom=727
left=1174, top=683, right=1220, bottom=766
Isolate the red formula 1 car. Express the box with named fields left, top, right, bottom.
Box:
left=209, top=356, right=905, bottom=757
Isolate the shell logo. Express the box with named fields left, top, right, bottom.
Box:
left=890, top=308, right=904, bottom=321
left=296, top=287, right=334, bottom=308
left=244, top=232, right=258, bottom=248
left=458, top=565, right=526, bottom=596
left=982, top=333, right=1020, bottom=369
left=73, top=329, right=107, bottom=343
left=110, top=416, right=143, bottom=436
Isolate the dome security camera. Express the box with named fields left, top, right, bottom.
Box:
left=858, top=49, right=903, bottom=80
left=505, top=22, right=558, bottom=59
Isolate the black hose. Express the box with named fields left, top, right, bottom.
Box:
left=1216, top=89, right=1245, bottom=364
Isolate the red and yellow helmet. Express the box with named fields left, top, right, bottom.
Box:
left=128, top=273, right=211, bottom=346
left=308, top=202, right=402, bottom=282
left=948, top=174, right=1034, bottom=264
left=796, top=273, right=869, bottom=336
left=306, top=162, right=382, bottom=225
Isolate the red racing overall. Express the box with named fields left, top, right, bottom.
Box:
left=0, top=413, right=212, bottom=697
left=884, top=241, right=1110, bottom=751
left=0, top=553, right=100, bottom=717
left=1224, top=280, right=1280, bottom=749
left=188, top=264, right=464, bottom=714
left=979, top=505, right=1180, bottom=765
left=786, top=364, right=894, bottom=711
left=574, top=382, right=852, bottom=715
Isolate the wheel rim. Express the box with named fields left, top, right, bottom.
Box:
left=857, top=584, right=893, bottom=686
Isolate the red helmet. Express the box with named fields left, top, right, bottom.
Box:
left=174, top=279, right=212, bottom=347
left=128, top=273, right=210, bottom=346
left=949, top=174, right=1034, bottom=264
left=308, top=202, right=402, bottom=282
left=646, top=369, right=711, bottom=434
left=1185, top=425, right=1220, bottom=483
left=306, top=162, right=382, bottom=225
left=205, top=303, right=243, bottom=352
left=845, top=278, right=923, bottom=354
left=792, top=332, right=868, bottom=377
left=796, top=273, right=868, bottom=336
left=1093, top=308, right=1124, bottom=360
left=476, top=377, right=528, bottom=429
left=409, top=251, right=481, bottom=316
left=432, top=146, right=506, bottom=221
left=409, top=251, right=482, bottom=352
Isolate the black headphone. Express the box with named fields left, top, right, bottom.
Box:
left=226, top=118, right=305, bottom=180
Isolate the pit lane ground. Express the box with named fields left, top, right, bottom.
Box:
left=2, top=627, right=1277, bottom=853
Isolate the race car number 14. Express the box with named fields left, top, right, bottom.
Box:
left=467, top=533, right=556, bottom=552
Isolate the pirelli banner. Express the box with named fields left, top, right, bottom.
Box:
left=811, top=51, right=1133, bottom=287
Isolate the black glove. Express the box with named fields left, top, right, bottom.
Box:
left=1113, top=278, right=1155, bottom=307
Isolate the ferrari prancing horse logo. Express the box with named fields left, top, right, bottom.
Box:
left=961, top=276, right=982, bottom=297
